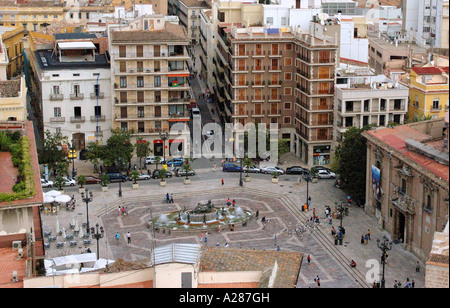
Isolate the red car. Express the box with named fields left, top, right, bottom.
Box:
left=84, top=176, right=101, bottom=185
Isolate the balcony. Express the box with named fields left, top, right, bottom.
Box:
left=95, top=130, right=103, bottom=137
left=49, top=117, right=65, bottom=123
left=70, top=93, right=84, bottom=100
left=70, top=116, right=85, bottom=123
left=90, top=115, right=106, bottom=122
left=49, top=94, right=63, bottom=101
left=90, top=92, right=105, bottom=99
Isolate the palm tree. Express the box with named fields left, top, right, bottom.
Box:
left=243, top=157, right=253, bottom=178
left=182, top=157, right=193, bottom=181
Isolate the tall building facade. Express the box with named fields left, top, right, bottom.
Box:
left=109, top=15, right=192, bottom=157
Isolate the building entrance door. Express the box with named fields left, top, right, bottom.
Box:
left=395, top=210, right=406, bottom=243
left=72, top=133, right=85, bottom=151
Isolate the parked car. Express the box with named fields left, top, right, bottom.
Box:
left=152, top=169, right=173, bottom=179
left=222, top=163, right=241, bottom=172
left=128, top=173, right=151, bottom=181
left=167, top=158, right=184, bottom=167
left=286, top=166, right=308, bottom=175
left=84, top=176, right=101, bottom=185
left=175, top=168, right=196, bottom=177
left=41, top=179, right=54, bottom=188
left=317, top=170, right=336, bottom=179
left=315, top=166, right=333, bottom=173
left=242, top=165, right=260, bottom=173
left=106, top=172, right=127, bottom=182
left=145, top=156, right=167, bottom=165
left=62, top=177, right=77, bottom=186
left=260, top=166, right=285, bottom=175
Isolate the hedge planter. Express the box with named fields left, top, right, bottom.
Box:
left=132, top=183, right=139, bottom=190
left=184, top=178, right=191, bottom=185
left=312, top=177, right=319, bottom=183
left=101, top=186, right=108, bottom=192
left=244, top=176, right=251, bottom=182
left=160, top=180, right=167, bottom=187
left=272, top=178, right=279, bottom=183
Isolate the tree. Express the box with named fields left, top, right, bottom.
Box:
left=154, top=156, right=162, bottom=171
left=182, top=157, right=193, bottom=180
left=103, top=128, right=134, bottom=169
left=100, top=174, right=110, bottom=187
left=77, top=175, right=86, bottom=188
left=55, top=176, right=66, bottom=190
left=334, top=126, right=371, bottom=204
left=85, top=142, right=105, bottom=167
left=243, top=157, right=253, bottom=177
left=135, top=137, right=151, bottom=169
left=38, top=130, right=68, bottom=175
left=130, top=170, right=140, bottom=184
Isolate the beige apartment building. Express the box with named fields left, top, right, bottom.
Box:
left=109, top=15, right=192, bottom=156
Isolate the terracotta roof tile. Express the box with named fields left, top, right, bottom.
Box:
left=111, top=23, right=188, bottom=43
left=411, top=66, right=449, bottom=75
left=0, top=247, right=27, bottom=288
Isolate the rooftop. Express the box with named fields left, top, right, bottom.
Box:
left=34, top=49, right=109, bottom=71
left=0, top=0, right=63, bottom=7
left=110, top=23, right=189, bottom=43
left=54, top=32, right=97, bottom=41
left=411, top=66, right=450, bottom=75
left=364, top=122, right=450, bottom=183
left=199, top=247, right=302, bottom=288
left=0, top=80, right=21, bottom=98
left=0, top=247, right=27, bottom=288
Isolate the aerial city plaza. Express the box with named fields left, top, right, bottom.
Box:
left=0, top=0, right=448, bottom=292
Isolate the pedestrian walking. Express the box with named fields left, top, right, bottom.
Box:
left=276, top=246, right=280, bottom=251
left=364, top=234, right=369, bottom=245
left=127, top=232, right=131, bottom=244
left=121, top=207, right=125, bottom=216
left=415, top=261, right=420, bottom=273
left=405, top=278, right=411, bottom=288
left=118, top=206, right=121, bottom=216
left=361, top=235, right=365, bottom=245
left=204, top=232, right=208, bottom=244
left=232, top=199, right=236, bottom=207
left=412, top=280, right=415, bottom=288
left=200, top=231, right=204, bottom=241
left=255, top=210, right=259, bottom=219
left=307, top=255, right=311, bottom=265
left=115, top=232, right=120, bottom=241
left=222, top=179, right=224, bottom=186
left=274, top=235, right=277, bottom=241
left=367, top=229, right=371, bottom=240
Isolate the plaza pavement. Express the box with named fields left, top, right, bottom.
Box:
left=40, top=159, right=426, bottom=288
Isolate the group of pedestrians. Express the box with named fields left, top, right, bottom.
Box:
left=360, top=229, right=371, bottom=245
left=118, top=206, right=129, bottom=216
left=115, top=231, right=132, bottom=244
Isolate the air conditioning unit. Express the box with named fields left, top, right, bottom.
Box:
left=17, top=248, right=24, bottom=258
left=12, top=271, right=18, bottom=282
left=12, top=241, right=22, bottom=250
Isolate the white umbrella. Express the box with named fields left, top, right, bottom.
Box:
left=43, top=194, right=55, bottom=204
left=46, top=190, right=62, bottom=198
left=74, top=220, right=79, bottom=232
left=55, top=195, right=71, bottom=203
left=62, top=228, right=66, bottom=239
left=56, top=218, right=60, bottom=234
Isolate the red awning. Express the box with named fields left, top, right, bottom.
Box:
left=168, top=119, right=189, bottom=122
left=168, top=74, right=190, bottom=77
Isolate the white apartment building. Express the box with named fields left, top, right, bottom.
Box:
left=402, top=0, right=447, bottom=48
left=334, top=66, right=409, bottom=144
left=33, top=33, right=112, bottom=150
left=0, top=38, right=7, bottom=81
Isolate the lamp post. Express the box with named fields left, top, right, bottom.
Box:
left=80, top=189, right=93, bottom=234
left=159, top=132, right=169, bottom=163
left=303, top=173, right=312, bottom=210
left=70, top=139, right=75, bottom=179
left=118, top=157, right=123, bottom=198
left=91, top=223, right=104, bottom=260
left=335, top=201, right=345, bottom=228
left=377, top=235, right=393, bottom=288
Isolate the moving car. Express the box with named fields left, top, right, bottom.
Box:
left=286, top=166, right=308, bottom=175
left=129, top=173, right=151, bottom=181
left=317, top=170, right=336, bottom=179
left=222, top=163, right=241, bottom=172
left=152, top=170, right=173, bottom=179
left=175, top=168, right=196, bottom=177
left=84, top=176, right=101, bottom=185
left=167, top=158, right=184, bottom=167
left=260, top=166, right=285, bottom=175
left=62, top=177, right=77, bottom=186
left=105, top=172, right=127, bottom=182
left=41, top=179, right=54, bottom=188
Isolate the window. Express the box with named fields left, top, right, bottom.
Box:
left=285, top=73, right=292, bottom=80
left=54, top=107, right=61, bottom=117
left=94, top=106, right=102, bottom=117
left=432, top=99, right=440, bottom=110
left=137, top=76, right=144, bottom=87
left=136, top=45, right=143, bottom=57
left=138, top=121, right=145, bottom=133
left=73, top=84, right=81, bottom=96
left=284, top=87, right=292, bottom=96
left=400, top=178, right=407, bottom=195
left=53, top=85, right=60, bottom=94
left=284, top=116, right=291, bottom=124
left=120, top=61, right=126, bottom=73
left=94, top=84, right=100, bottom=96
left=138, top=106, right=145, bottom=118
left=74, top=106, right=81, bottom=118
left=120, top=76, right=127, bottom=88
left=271, top=44, right=279, bottom=55
left=286, top=43, right=292, bottom=51
left=238, top=44, right=246, bottom=56
left=137, top=91, right=144, bottom=103
left=266, top=17, right=273, bottom=24
left=284, top=102, right=291, bottom=110
left=154, top=76, right=161, bottom=87
left=119, top=45, right=126, bottom=57
left=281, top=17, right=287, bottom=26
left=284, top=57, right=292, bottom=66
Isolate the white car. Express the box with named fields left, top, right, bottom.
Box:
left=260, top=166, right=285, bottom=175
left=130, top=174, right=151, bottom=181
left=145, top=156, right=166, bottom=165
left=317, top=170, right=336, bottom=179
left=62, top=177, right=77, bottom=186
left=41, top=179, right=54, bottom=188
left=242, top=166, right=260, bottom=173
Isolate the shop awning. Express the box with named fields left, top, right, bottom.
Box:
left=168, top=73, right=190, bottom=77
left=58, top=42, right=96, bottom=50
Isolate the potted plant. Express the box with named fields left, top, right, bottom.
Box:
left=243, top=158, right=253, bottom=182
left=131, top=170, right=140, bottom=189
left=182, top=158, right=193, bottom=185
left=271, top=171, right=279, bottom=183
left=77, top=175, right=86, bottom=193
left=100, top=174, right=110, bottom=192
left=159, top=169, right=167, bottom=187
left=310, top=167, right=319, bottom=183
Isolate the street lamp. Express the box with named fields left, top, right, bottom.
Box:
left=70, top=139, right=76, bottom=179
left=80, top=189, right=93, bottom=234
left=377, top=235, right=393, bottom=288
left=303, top=173, right=312, bottom=211
left=335, top=201, right=346, bottom=228
left=118, top=157, right=124, bottom=197
left=91, top=223, right=104, bottom=260
left=159, top=132, right=169, bottom=162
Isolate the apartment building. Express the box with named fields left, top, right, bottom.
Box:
left=0, top=26, right=25, bottom=79
left=0, top=76, right=27, bottom=121
left=334, top=66, right=409, bottom=144
left=29, top=32, right=112, bottom=150
left=0, top=38, right=8, bottom=80
left=109, top=15, right=192, bottom=156
left=321, top=0, right=358, bottom=15
left=407, top=66, right=449, bottom=120
left=0, top=0, right=65, bottom=32
left=112, top=0, right=168, bottom=15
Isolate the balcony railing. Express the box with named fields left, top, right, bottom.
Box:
left=49, top=117, right=65, bottom=123
left=70, top=116, right=85, bottom=123
left=90, top=115, right=106, bottom=122
left=90, top=92, right=104, bottom=99
left=49, top=94, right=63, bottom=101
left=70, top=93, right=84, bottom=100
